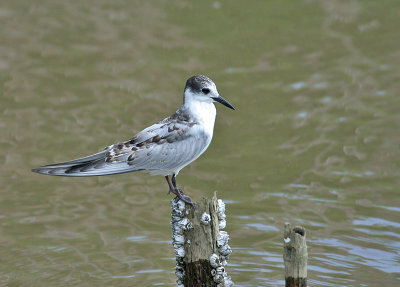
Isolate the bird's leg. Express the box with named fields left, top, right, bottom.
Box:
left=165, top=176, right=178, bottom=196
left=172, top=174, right=194, bottom=208
left=171, top=174, right=178, bottom=189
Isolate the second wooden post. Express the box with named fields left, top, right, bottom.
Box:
left=283, top=223, right=308, bottom=287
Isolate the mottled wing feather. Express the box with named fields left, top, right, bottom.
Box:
left=106, top=119, right=203, bottom=172
left=32, top=112, right=204, bottom=177
left=127, top=129, right=207, bottom=173
left=40, top=150, right=108, bottom=168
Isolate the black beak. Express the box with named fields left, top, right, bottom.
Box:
left=212, top=95, right=235, bottom=110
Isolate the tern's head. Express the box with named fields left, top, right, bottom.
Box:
left=183, top=75, right=235, bottom=110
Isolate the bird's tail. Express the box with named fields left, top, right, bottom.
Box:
left=32, top=150, right=135, bottom=177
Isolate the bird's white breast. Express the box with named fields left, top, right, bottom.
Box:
left=159, top=100, right=216, bottom=175
left=184, top=100, right=216, bottom=139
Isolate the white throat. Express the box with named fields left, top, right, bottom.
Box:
left=183, top=91, right=217, bottom=136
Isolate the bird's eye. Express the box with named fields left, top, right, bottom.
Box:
left=202, top=88, right=210, bottom=94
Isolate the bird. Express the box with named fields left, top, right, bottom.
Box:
left=32, top=75, right=235, bottom=207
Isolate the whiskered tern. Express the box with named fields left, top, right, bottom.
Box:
left=32, top=75, right=235, bottom=206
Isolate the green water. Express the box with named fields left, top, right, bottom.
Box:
left=1, top=1, right=399, bottom=286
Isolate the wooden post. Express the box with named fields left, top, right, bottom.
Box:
left=283, top=223, right=308, bottom=287
left=170, top=193, right=233, bottom=287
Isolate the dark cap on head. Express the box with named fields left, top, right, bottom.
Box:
left=184, top=75, right=214, bottom=92
left=183, top=75, right=235, bottom=110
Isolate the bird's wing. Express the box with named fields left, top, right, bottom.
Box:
left=126, top=122, right=209, bottom=173
left=32, top=117, right=207, bottom=176
left=31, top=148, right=133, bottom=176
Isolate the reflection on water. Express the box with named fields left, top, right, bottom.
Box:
left=1, top=0, right=400, bottom=286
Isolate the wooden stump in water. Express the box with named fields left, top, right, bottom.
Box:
left=283, top=223, right=308, bottom=287
left=170, top=193, right=233, bottom=287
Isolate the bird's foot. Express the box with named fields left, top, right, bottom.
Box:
left=168, top=187, right=179, bottom=196
left=173, top=188, right=195, bottom=209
